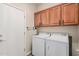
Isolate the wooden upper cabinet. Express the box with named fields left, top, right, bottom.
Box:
left=62, top=3, right=78, bottom=25
left=49, top=5, right=61, bottom=26
left=34, top=13, right=41, bottom=27
left=34, top=3, right=79, bottom=27
left=40, top=9, right=49, bottom=26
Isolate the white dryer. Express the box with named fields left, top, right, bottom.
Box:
left=46, top=33, right=69, bottom=56
left=32, top=33, right=50, bottom=56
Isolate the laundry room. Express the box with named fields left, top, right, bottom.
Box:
left=31, top=3, right=79, bottom=56
left=0, top=2, right=79, bottom=56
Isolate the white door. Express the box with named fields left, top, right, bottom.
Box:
left=0, top=4, right=25, bottom=56
left=32, top=37, right=45, bottom=56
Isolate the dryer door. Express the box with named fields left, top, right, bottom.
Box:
left=46, top=40, right=69, bottom=56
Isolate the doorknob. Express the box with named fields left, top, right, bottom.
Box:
left=0, top=34, right=2, bottom=37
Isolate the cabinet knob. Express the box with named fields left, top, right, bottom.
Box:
left=61, top=20, right=64, bottom=25
left=59, top=20, right=61, bottom=25
left=62, top=20, right=64, bottom=25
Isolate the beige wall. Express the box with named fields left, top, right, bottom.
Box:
left=35, top=3, right=61, bottom=12
left=35, top=3, right=79, bottom=55
left=77, top=26, right=79, bottom=48
left=6, top=3, right=36, bottom=55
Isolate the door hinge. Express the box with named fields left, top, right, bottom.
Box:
left=24, top=48, right=26, bottom=52
left=24, top=16, right=25, bottom=19
left=24, top=32, right=25, bottom=35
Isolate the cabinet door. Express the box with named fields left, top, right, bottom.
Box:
left=49, top=6, right=61, bottom=26
left=62, top=4, right=78, bottom=25
left=34, top=13, right=41, bottom=27
left=40, top=9, right=49, bottom=26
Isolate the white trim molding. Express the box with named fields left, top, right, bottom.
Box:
left=25, top=51, right=32, bottom=56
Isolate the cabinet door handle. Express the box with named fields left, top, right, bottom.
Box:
left=62, top=20, right=64, bottom=25
left=59, top=20, right=61, bottom=25
left=61, top=20, right=64, bottom=25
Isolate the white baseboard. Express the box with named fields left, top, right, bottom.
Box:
left=25, top=51, right=32, bottom=56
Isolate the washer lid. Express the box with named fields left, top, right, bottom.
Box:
left=33, top=33, right=50, bottom=38
left=49, top=33, right=69, bottom=43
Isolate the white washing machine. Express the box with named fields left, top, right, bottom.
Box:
left=32, top=33, right=50, bottom=56
left=46, top=33, right=69, bottom=56
left=32, top=32, right=70, bottom=56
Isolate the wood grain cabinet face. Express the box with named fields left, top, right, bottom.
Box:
left=34, top=13, right=41, bottom=27
left=62, top=4, right=78, bottom=25
left=34, top=3, right=79, bottom=27
left=40, top=9, right=49, bottom=26
left=49, top=6, right=61, bottom=26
